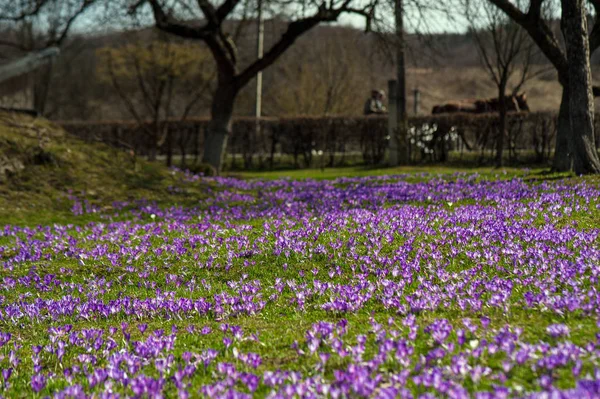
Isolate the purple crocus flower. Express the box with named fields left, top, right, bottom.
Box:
left=31, top=373, right=46, bottom=393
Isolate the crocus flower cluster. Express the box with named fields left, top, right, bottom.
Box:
left=0, top=170, right=599, bottom=398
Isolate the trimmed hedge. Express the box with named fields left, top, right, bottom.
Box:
left=58, top=112, right=598, bottom=168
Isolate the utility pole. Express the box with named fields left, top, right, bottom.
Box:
left=413, top=89, right=420, bottom=115
left=252, top=0, right=265, bottom=167
left=390, top=0, right=409, bottom=165
left=255, top=0, right=264, bottom=121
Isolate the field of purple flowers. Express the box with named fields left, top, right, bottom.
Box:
left=0, top=170, right=599, bottom=398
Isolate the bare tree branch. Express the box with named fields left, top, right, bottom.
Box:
left=589, top=0, right=600, bottom=52
left=0, top=39, right=29, bottom=51
left=49, top=0, right=97, bottom=47
left=217, top=0, right=242, bottom=21
left=106, top=54, right=151, bottom=132
left=235, top=2, right=371, bottom=89
left=0, top=0, right=46, bottom=21
left=488, top=0, right=568, bottom=80
left=139, top=0, right=212, bottom=39
left=195, top=0, right=220, bottom=27
left=528, top=0, right=543, bottom=21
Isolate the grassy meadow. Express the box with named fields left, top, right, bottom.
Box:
left=0, top=112, right=599, bottom=398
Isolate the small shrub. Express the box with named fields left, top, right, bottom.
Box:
left=28, top=146, right=58, bottom=166
left=187, top=162, right=217, bottom=177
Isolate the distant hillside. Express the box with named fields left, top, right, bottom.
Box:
left=11, top=20, right=600, bottom=121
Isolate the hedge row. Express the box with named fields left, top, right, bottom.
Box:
left=59, top=112, right=598, bottom=168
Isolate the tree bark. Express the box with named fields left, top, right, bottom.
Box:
left=552, top=85, right=572, bottom=171
left=148, top=126, right=158, bottom=162
left=561, top=0, right=600, bottom=174
left=485, top=0, right=573, bottom=171
left=143, top=0, right=376, bottom=173
left=166, top=129, right=173, bottom=167
left=203, top=80, right=237, bottom=173
left=33, top=63, right=53, bottom=115
left=391, top=0, right=409, bottom=166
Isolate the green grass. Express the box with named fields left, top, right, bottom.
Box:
left=1, top=113, right=600, bottom=397
left=227, top=165, right=551, bottom=180
left=0, top=112, right=216, bottom=225
left=0, top=211, right=598, bottom=396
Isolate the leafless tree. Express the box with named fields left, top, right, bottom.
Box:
left=561, top=0, right=600, bottom=173
left=262, top=28, right=368, bottom=116
left=0, top=0, right=99, bottom=115
left=128, top=0, right=377, bottom=173
left=486, top=0, right=600, bottom=174
left=97, top=34, right=214, bottom=164
left=465, top=0, right=542, bottom=167
left=359, top=0, right=462, bottom=166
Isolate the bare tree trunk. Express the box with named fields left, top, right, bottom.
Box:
left=496, top=85, right=507, bottom=167
left=194, top=126, right=200, bottom=164
left=552, top=85, right=572, bottom=171
left=390, top=0, right=409, bottom=166
left=180, top=139, right=187, bottom=168
left=203, top=81, right=236, bottom=173
left=561, top=0, right=600, bottom=174
left=33, top=63, right=53, bottom=115
left=148, top=122, right=159, bottom=162
left=148, top=144, right=157, bottom=161
left=166, top=130, right=173, bottom=167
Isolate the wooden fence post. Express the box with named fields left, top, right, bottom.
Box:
left=388, top=80, right=398, bottom=165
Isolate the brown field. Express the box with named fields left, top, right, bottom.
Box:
left=404, top=66, right=600, bottom=115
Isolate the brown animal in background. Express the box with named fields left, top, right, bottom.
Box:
left=514, top=93, right=530, bottom=111
left=432, top=93, right=529, bottom=114
left=475, top=93, right=529, bottom=112
left=431, top=102, right=478, bottom=114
